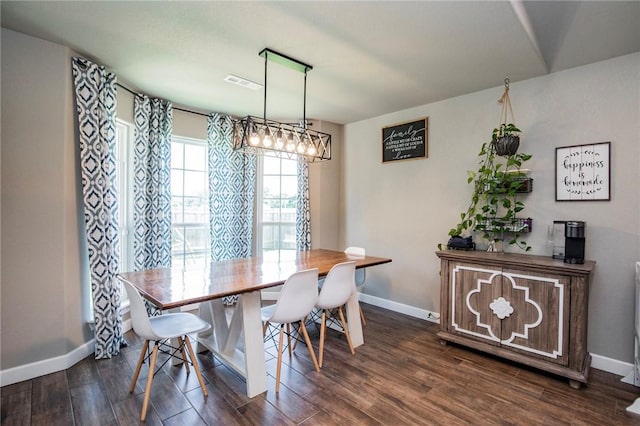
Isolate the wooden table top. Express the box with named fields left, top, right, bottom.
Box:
left=117, top=249, right=392, bottom=310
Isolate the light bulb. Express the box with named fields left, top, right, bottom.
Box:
left=275, top=130, right=284, bottom=149
left=249, top=134, right=260, bottom=145
left=307, top=145, right=316, bottom=156
left=297, top=143, right=306, bottom=154
left=263, top=135, right=272, bottom=147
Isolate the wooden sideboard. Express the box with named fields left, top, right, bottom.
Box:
left=436, top=250, right=595, bottom=388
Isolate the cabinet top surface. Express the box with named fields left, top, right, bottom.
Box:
left=435, top=250, right=595, bottom=275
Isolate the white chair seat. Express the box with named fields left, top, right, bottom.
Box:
left=147, top=313, right=210, bottom=340
left=260, top=304, right=276, bottom=323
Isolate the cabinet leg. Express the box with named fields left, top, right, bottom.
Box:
left=569, top=380, right=582, bottom=389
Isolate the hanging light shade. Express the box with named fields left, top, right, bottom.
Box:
left=233, top=48, right=331, bottom=162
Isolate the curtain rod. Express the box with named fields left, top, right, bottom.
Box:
left=115, top=82, right=210, bottom=118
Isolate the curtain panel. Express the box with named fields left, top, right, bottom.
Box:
left=132, top=95, right=173, bottom=271
left=207, top=113, right=256, bottom=260
left=71, top=56, right=124, bottom=358
left=296, top=161, right=311, bottom=250
left=207, top=113, right=256, bottom=303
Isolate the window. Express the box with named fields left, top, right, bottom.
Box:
left=115, top=119, right=133, bottom=273
left=257, top=154, right=298, bottom=262
left=171, top=137, right=210, bottom=269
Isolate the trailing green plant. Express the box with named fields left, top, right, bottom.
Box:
left=492, top=123, right=520, bottom=140
left=439, top=136, right=532, bottom=252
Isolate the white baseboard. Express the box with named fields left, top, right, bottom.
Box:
left=591, top=353, right=634, bottom=379
left=1, top=297, right=634, bottom=387
left=358, top=292, right=440, bottom=324
left=0, top=339, right=95, bottom=387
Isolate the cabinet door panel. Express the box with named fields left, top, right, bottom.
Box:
left=450, top=262, right=502, bottom=345
left=500, top=269, right=569, bottom=365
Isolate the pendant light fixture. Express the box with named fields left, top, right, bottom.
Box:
left=232, top=48, right=331, bottom=162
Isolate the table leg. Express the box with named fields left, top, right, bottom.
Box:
left=194, top=292, right=267, bottom=398
left=240, top=291, right=268, bottom=397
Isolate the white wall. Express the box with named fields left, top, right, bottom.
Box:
left=343, top=53, right=640, bottom=363
left=1, top=28, right=91, bottom=370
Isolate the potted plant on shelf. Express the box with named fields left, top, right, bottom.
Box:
left=441, top=139, right=532, bottom=252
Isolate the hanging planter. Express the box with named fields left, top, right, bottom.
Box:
left=493, top=123, right=520, bottom=156
left=491, top=78, right=520, bottom=156
left=439, top=77, right=532, bottom=253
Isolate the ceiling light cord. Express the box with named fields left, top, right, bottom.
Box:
left=263, top=53, right=268, bottom=122
left=303, top=70, right=307, bottom=129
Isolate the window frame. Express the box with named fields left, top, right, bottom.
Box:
left=255, top=154, right=299, bottom=262
left=170, top=135, right=210, bottom=270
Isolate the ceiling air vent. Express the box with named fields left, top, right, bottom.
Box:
left=224, top=74, right=262, bottom=91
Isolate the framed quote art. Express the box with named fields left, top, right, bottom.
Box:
left=555, top=142, right=610, bottom=201
left=382, top=117, right=428, bottom=163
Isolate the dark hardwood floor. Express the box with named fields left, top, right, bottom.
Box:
left=2, top=304, right=639, bottom=425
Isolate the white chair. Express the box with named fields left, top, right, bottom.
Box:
left=261, top=268, right=321, bottom=392
left=316, top=261, right=357, bottom=367
left=344, top=246, right=368, bottom=325
left=122, top=280, right=211, bottom=421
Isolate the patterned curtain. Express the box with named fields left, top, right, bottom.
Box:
left=296, top=161, right=311, bottom=250
left=132, top=94, right=173, bottom=271
left=72, top=57, right=124, bottom=359
left=207, top=113, right=256, bottom=303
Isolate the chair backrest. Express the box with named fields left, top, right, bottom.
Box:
left=344, top=246, right=366, bottom=288
left=267, top=268, right=319, bottom=324
left=317, top=261, right=356, bottom=309
left=121, top=280, right=157, bottom=340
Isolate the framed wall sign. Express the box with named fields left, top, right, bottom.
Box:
left=382, top=117, right=428, bottom=163
left=555, top=142, right=610, bottom=201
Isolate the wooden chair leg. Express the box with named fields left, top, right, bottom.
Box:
left=263, top=321, right=269, bottom=337
left=141, top=342, right=159, bottom=422
left=177, top=336, right=190, bottom=374
left=291, top=315, right=308, bottom=351
left=299, top=321, right=320, bottom=373
left=338, top=307, right=355, bottom=355
left=275, top=325, right=285, bottom=393
left=130, top=340, right=149, bottom=393
left=359, top=305, right=366, bottom=326
left=184, top=336, right=208, bottom=397
left=319, top=310, right=327, bottom=368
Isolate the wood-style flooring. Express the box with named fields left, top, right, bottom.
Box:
left=2, top=304, right=639, bottom=425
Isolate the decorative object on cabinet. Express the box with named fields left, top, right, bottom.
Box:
left=555, top=142, right=610, bottom=201
left=436, top=250, right=595, bottom=389
left=382, top=117, right=428, bottom=163
left=442, top=136, right=532, bottom=252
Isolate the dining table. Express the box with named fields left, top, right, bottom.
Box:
left=117, top=248, right=392, bottom=397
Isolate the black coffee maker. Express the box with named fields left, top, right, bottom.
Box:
left=564, top=221, right=586, bottom=264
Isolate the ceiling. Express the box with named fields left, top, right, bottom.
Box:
left=2, top=1, right=639, bottom=125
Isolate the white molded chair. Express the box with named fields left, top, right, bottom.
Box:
left=316, top=261, right=357, bottom=367
left=122, top=280, right=211, bottom=421
left=344, top=246, right=367, bottom=325
left=261, top=268, right=321, bottom=392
